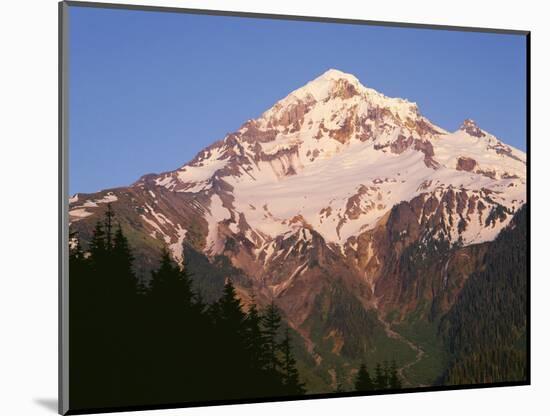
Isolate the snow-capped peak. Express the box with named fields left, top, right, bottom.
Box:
left=131, top=70, right=526, bottom=249
left=317, top=68, right=361, bottom=84
left=250, top=68, right=428, bottom=145
left=283, top=68, right=419, bottom=119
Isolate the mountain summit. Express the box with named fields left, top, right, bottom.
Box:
left=70, top=66, right=525, bottom=255
left=69, top=70, right=526, bottom=387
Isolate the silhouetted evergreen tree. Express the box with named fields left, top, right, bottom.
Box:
left=263, top=301, right=283, bottom=373
left=104, top=203, right=115, bottom=250
left=143, top=249, right=209, bottom=402
left=279, top=328, right=306, bottom=395
left=210, top=280, right=247, bottom=340
left=69, top=207, right=143, bottom=407
left=89, top=222, right=107, bottom=267
left=149, top=249, right=194, bottom=308
left=245, top=302, right=270, bottom=374
left=388, top=361, right=402, bottom=389
left=355, top=363, right=373, bottom=391
left=68, top=229, right=95, bottom=407
left=208, top=280, right=251, bottom=399
left=110, top=225, right=137, bottom=298
left=374, top=362, right=387, bottom=389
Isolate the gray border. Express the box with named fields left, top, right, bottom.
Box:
left=59, top=2, right=70, bottom=415
left=64, top=0, right=529, bottom=35
left=59, top=1, right=530, bottom=415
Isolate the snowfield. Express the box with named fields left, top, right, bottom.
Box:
left=70, top=69, right=527, bottom=254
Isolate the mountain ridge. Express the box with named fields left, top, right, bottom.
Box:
left=68, top=69, right=527, bottom=388
left=71, top=69, right=525, bottom=246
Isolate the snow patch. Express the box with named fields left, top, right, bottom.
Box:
left=205, top=194, right=231, bottom=255
left=140, top=214, right=164, bottom=235
left=69, top=209, right=93, bottom=219
left=95, top=193, right=118, bottom=204
left=169, top=225, right=187, bottom=266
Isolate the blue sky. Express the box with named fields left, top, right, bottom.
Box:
left=69, top=6, right=527, bottom=195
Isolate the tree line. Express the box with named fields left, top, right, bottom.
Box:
left=439, top=205, right=527, bottom=385
left=354, top=361, right=402, bottom=391
left=69, top=206, right=305, bottom=411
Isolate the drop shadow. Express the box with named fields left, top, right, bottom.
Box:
left=34, top=398, right=58, bottom=413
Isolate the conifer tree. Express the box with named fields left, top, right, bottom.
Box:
left=354, top=363, right=373, bottom=391
left=245, top=302, right=269, bottom=372
left=263, top=301, right=282, bottom=372
left=279, top=328, right=306, bottom=395
left=212, top=280, right=246, bottom=331
left=71, top=209, right=146, bottom=404
left=388, top=360, right=402, bottom=389
left=68, top=229, right=96, bottom=406
left=89, top=222, right=107, bottom=269
left=383, top=361, right=390, bottom=389
left=374, top=362, right=387, bottom=389
left=111, top=225, right=138, bottom=299
left=69, top=217, right=308, bottom=406
left=145, top=249, right=206, bottom=401
left=208, top=280, right=250, bottom=398
left=104, top=203, right=115, bottom=250
left=150, top=249, right=194, bottom=310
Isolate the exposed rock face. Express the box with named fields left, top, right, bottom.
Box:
left=456, top=156, right=477, bottom=172
left=460, top=119, right=485, bottom=137
left=414, top=138, right=438, bottom=168
left=328, top=78, right=360, bottom=100
left=347, top=187, right=512, bottom=315
left=267, top=96, right=314, bottom=134
left=391, top=135, right=414, bottom=154
left=240, top=121, right=278, bottom=143
left=68, top=69, right=527, bottom=381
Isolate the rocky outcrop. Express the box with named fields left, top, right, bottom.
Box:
left=460, top=119, right=485, bottom=137
left=456, top=156, right=477, bottom=172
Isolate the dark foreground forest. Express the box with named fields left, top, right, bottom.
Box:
left=68, top=205, right=526, bottom=411
left=69, top=208, right=306, bottom=410
left=69, top=207, right=403, bottom=411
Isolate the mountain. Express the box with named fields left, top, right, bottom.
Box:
left=69, top=69, right=527, bottom=390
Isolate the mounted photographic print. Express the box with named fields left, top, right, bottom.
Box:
left=59, top=1, right=530, bottom=414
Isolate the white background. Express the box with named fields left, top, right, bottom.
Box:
left=1, top=0, right=548, bottom=414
